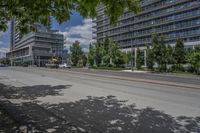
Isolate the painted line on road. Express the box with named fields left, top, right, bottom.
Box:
left=27, top=67, right=200, bottom=90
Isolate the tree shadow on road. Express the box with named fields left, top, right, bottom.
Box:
left=44, top=95, right=200, bottom=133
left=0, top=83, right=73, bottom=132
left=0, top=82, right=200, bottom=133
left=0, top=83, right=72, bottom=100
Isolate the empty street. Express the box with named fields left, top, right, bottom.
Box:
left=0, top=67, right=200, bottom=133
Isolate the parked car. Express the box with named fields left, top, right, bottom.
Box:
left=59, top=63, right=71, bottom=69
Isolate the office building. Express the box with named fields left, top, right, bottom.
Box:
left=93, top=0, right=200, bottom=50
left=0, top=50, right=6, bottom=59
left=7, top=20, right=64, bottom=66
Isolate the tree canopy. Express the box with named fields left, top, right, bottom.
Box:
left=0, top=0, right=140, bottom=33
left=151, top=34, right=167, bottom=71
left=187, top=45, right=200, bottom=74
left=173, top=39, right=185, bottom=65
left=88, top=43, right=95, bottom=66
left=0, top=57, right=10, bottom=65
left=136, top=48, right=143, bottom=70
left=88, top=37, right=129, bottom=68
left=70, top=41, right=83, bottom=66
left=146, top=46, right=154, bottom=70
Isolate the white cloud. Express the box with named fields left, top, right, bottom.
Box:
left=0, top=41, right=5, bottom=46
left=82, top=48, right=89, bottom=53
left=0, top=41, right=4, bottom=47
left=59, top=18, right=94, bottom=51
left=0, top=47, right=9, bottom=53
left=0, top=32, right=5, bottom=38
left=0, top=41, right=3, bottom=45
left=0, top=40, right=9, bottom=53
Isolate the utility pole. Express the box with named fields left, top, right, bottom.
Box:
left=144, top=49, right=147, bottom=67
left=38, top=56, right=40, bottom=67
left=135, top=45, right=137, bottom=69
left=129, top=26, right=137, bottom=70
left=131, top=39, right=134, bottom=71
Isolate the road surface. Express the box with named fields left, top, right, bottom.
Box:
left=0, top=67, right=200, bottom=133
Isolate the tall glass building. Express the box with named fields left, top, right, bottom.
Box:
left=7, top=20, right=64, bottom=66
left=93, top=0, right=200, bottom=50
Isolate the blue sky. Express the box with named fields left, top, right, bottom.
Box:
left=0, top=11, right=93, bottom=53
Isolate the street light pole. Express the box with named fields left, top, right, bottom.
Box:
left=135, top=44, right=137, bottom=69
left=129, top=27, right=135, bottom=71
left=131, top=39, right=133, bottom=72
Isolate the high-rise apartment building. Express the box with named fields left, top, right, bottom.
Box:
left=93, top=0, right=200, bottom=50
left=7, top=20, right=64, bottom=66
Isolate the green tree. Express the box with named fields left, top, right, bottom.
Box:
left=0, top=57, right=10, bottom=65
left=151, top=34, right=161, bottom=68
left=151, top=34, right=167, bottom=72
left=195, top=44, right=200, bottom=51
left=112, top=49, right=125, bottom=67
left=70, top=41, right=83, bottom=66
left=146, top=46, right=154, bottom=70
left=159, top=35, right=167, bottom=72
left=95, top=41, right=103, bottom=67
left=114, top=52, right=126, bottom=67
left=185, top=48, right=193, bottom=63
left=88, top=44, right=95, bottom=66
left=99, top=36, right=128, bottom=67
left=104, top=35, right=110, bottom=54
left=136, top=48, right=143, bottom=70
left=82, top=54, right=87, bottom=67
left=166, top=45, right=174, bottom=65
left=0, top=0, right=140, bottom=33
left=173, top=39, right=185, bottom=69
left=124, top=51, right=132, bottom=66
left=110, top=42, right=118, bottom=64
left=102, top=55, right=110, bottom=66
left=187, top=45, right=200, bottom=74
left=102, top=36, right=111, bottom=66
left=103, top=41, right=126, bottom=67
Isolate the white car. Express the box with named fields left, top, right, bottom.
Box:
left=59, top=63, right=71, bottom=69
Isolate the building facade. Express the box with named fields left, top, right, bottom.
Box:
left=0, top=50, right=6, bottom=59
left=7, top=20, right=64, bottom=66
left=93, top=0, right=200, bottom=50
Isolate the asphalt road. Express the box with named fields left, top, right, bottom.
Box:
left=0, top=67, right=200, bottom=133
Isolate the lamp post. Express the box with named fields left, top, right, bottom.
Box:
left=135, top=44, right=137, bottom=69
left=130, top=26, right=137, bottom=71
left=144, top=49, right=147, bottom=67
left=131, top=39, right=133, bottom=71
